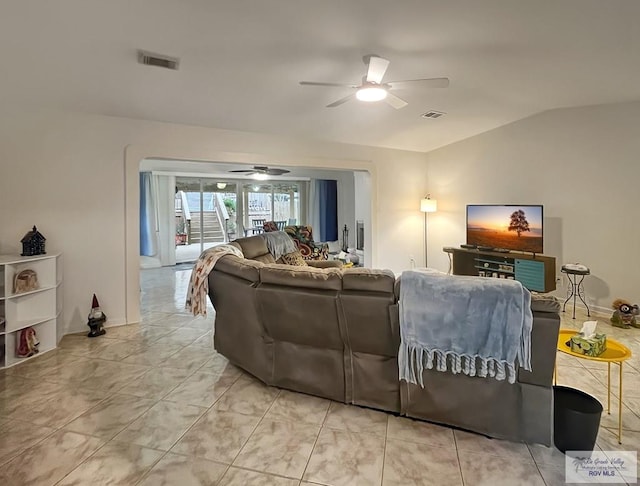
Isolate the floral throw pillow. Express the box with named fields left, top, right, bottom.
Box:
left=277, top=250, right=308, bottom=266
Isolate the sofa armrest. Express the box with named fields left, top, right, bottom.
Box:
left=518, top=310, right=560, bottom=386
left=531, top=293, right=561, bottom=314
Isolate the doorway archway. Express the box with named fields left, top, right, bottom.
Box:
left=124, top=146, right=376, bottom=325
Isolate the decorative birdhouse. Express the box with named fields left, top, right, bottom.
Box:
left=20, top=226, right=46, bottom=256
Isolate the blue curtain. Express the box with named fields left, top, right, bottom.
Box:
left=140, top=172, right=156, bottom=256
left=315, top=179, right=338, bottom=241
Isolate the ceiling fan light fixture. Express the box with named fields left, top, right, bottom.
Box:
left=356, top=86, right=387, bottom=102
left=252, top=173, right=269, bottom=180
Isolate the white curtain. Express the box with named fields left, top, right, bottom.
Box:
left=308, top=179, right=321, bottom=236
left=155, top=174, right=176, bottom=267
left=139, top=174, right=178, bottom=267
left=140, top=172, right=158, bottom=257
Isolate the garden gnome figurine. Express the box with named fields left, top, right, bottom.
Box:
left=87, top=294, right=107, bottom=337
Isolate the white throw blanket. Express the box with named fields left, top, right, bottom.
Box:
left=398, top=270, right=533, bottom=387
left=185, top=244, right=244, bottom=316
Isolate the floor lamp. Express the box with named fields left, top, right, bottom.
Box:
left=420, top=195, right=437, bottom=267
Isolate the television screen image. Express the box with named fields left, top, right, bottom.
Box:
left=466, top=205, right=543, bottom=253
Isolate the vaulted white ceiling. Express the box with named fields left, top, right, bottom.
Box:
left=2, top=1, right=639, bottom=152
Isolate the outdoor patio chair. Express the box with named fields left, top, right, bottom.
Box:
left=250, top=218, right=266, bottom=234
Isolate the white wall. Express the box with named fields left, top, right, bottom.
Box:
left=425, top=101, right=640, bottom=312
left=354, top=171, right=372, bottom=266
left=0, top=108, right=428, bottom=335
left=4, top=102, right=634, bottom=335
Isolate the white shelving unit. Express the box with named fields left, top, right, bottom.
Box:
left=0, top=253, right=61, bottom=368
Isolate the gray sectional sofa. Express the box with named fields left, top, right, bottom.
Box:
left=207, top=234, right=561, bottom=445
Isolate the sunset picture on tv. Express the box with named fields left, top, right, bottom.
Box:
left=467, top=205, right=543, bottom=253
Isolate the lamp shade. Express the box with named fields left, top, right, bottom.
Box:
left=420, top=196, right=437, bottom=213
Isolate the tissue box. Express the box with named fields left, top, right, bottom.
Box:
left=570, top=333, right=607, bottom=357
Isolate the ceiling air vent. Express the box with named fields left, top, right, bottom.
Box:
left=137, top=50, right=180, bottom=70
left=421, top=110, right=446, bottom=119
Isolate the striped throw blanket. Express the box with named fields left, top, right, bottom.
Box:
left=185, top=244, right=243, bottom=316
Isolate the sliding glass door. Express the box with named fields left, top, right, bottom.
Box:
left=175, top=177, right=238, bottom=263
left=241, top=182, right=300, bottom=236
left=172, top=178, right=300, bottom=261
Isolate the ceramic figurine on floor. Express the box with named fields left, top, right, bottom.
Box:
left=610, top=298, right=640, bottom=329
left=87, top=294, right=107, bottom=337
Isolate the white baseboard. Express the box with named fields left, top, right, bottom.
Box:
left=559, top=301, right=610, bottom=319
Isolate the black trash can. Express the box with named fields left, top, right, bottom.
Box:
left=554, top=385, right=603, bottom=454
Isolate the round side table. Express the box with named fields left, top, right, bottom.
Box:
left=561, top=264, right=590, bottom=319
left=556, top=329, right=632, bottom=444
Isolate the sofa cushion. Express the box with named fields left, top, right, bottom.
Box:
left=276, top=250, right=308, bottom=266
left=233, top=235, right=276, bottom=263
left=343, top=268, right=396, bottom=293
left=214, top=255, right=262, bottom=283
left=260, top=264, right=342, bottom=290
left=307, top=259, right=343, bottom=269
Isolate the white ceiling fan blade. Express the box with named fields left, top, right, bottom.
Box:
left=327, top=94, right=355, bottom=108
left=366, top=56, right=390, bottom=84
left=388, top=78, right=450, bottom=89
left=300, top=81, right=358, bottom=88
left=384, top=92, right=408, bottom=109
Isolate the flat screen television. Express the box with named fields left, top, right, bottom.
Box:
left=466, top=204, right=543, bottom=254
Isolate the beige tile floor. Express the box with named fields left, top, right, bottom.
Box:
left=1, top=263, right=639, bottom=485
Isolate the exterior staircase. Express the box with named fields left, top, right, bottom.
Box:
left=188, top=210, right=226, bottom=244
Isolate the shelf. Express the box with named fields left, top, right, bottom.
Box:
left=1, top=315, right=56, bottom=335
left=474, top=265, right=514, bottom=275
left=447, top=247, right=556, bottom=293
left=5, top=284, right=57, bottom=300
left=4, top=344, right=56, bottom=368
left=3, top=318, right=57, bottom=367
left=0, top=253, right=60, bottom=266
left=0, top=253, right=60, bottom=369
left=476, top=257, right=513, bottom=264
left=474, top=255, right=515, bottom=276
left=4, top=288, right=56, bottom=332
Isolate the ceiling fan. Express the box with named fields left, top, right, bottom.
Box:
left=229, top=165, right=291, bottom=176
left=300, top=55, right=449, bottom=109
